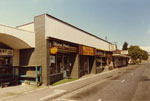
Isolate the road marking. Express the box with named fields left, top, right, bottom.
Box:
left=98, top=99, right=102, bottom=101
left=121, top=79, right=126, bottom=83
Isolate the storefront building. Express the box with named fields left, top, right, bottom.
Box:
left=112, top=50, right=130, bottom=68
left=49, top=38, right=78, bottom=84
left=0, top=14, right=115, bottom=86
left=79, top=45, right=95, bottom=77
left=95, top=49, right=113, bottom=73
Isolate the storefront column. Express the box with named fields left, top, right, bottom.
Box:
left=70, top=54, right=79, bottom=78
left=109, top=56, right=114, bottom=70
left=106, top=56, right=109, bottom=66
left=35, top=15, right=50, bottom=86
left=12, top=49, right=20, bottom=66
left=104, top=56, right=109, bottom=71
left=91, top=57, right=96, bottom=74
left=12, top=49, right=20, bottom=76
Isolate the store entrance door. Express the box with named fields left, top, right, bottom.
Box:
left=84, top=56, right=89, bottom=74
left=62, top=54, right=70, bottom=78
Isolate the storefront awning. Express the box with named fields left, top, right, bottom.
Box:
left=113, top=54, right=130, bottom=58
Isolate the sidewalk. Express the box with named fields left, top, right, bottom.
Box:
left=0, top=64, right=139, bottom=101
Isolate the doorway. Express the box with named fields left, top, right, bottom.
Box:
left=62, top=54, right=70, bottom=78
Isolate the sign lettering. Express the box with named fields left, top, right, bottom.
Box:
left=0, top=49, right=13, bottom=56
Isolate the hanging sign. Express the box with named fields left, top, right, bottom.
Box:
left=50, top=47, right=58, bottom=54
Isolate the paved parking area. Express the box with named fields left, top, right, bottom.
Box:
left=0, top=85, right=46, bottom=100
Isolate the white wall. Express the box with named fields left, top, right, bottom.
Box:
left=45, top=15, right=111, bottom=51
left=0, top=24, right=35, bottom=49
left=17, top=23, right=34, bottom=32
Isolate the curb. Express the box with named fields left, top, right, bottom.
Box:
left=40, top=64, right=140, bottom=101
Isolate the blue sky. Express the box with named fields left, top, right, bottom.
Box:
left=0, top=0, right=150, bottom=51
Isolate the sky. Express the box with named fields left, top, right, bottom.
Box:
left=0, top=0, right=150, bottom=52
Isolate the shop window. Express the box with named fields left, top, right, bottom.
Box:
left=96, top=57, right=102, bottom=68
left=79, top=55, right=89, bottom=72
left=50, top=53, right=74, bottom=76
left=108, top=57, right=111, bottom=64
left=0, top=57, right=12, bottom=66
left=79, top=55, right=84, bottom=71
left=50, top=55, right=57, bottom=74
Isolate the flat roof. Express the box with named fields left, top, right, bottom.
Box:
left=16, top=22, right=34, bottom=28
left=35, top=13, right=112, bottom=44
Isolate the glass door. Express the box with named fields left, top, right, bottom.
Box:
left=63, top=54, right=70, bottom=78
left=84, top=56, right=89, bottom=74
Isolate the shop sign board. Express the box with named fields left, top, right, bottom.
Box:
left=50, top=47, right=58, bottom=54
left=52, top=41, right=77, bottom=52
left=0, top=49, right=13, bottom=56
left=121, top=50, right=128, bottom=55
left=109, top=44, right=116, bottom=51
left=79, top=46, right=95, bottom=56
left=53, top=41, right=63, bottom=49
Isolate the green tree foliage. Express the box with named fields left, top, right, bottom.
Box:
left=128, top=45, right=149, bottom=62
left=142, top=50, right=148, bottom=60
left=122, top=42, right=128, bottom=50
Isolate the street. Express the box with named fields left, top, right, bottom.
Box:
left=54, top=63, right=150, bottom=101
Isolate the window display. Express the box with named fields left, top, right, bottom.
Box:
left=0, top=57, right=12, bottom=66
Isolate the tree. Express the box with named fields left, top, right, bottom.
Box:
left=128, top=45, right=149, bottom=63
left=122, top=42, right=128, bottom=50
left=128, top=46, right=142, bottom=60
left=142, top=50, right=148, bottom=60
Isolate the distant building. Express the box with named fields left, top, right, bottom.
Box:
left=112, top=50, right=130, bottom=68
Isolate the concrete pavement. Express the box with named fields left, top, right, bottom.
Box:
left=0, top=64, right=139, bottom=101
left=54, top=63, right=150, bottom=101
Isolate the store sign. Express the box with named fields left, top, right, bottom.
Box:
left=52, top=41, right=77, bottom=52
left=80, top=46, right=94, bottom=56
left=0, top=49, right=13, bottom=56
left=109, top=44, right=116, bottom=51
left=50, top=47, right=58, bottom=54
left=121, top=50, right=128, bottom=55
left=53, top=41, right=63, bottom=49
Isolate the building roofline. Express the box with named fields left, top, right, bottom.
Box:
left=44, top=13, right=112, bottom=44
left=0, top=24, right=34, bottom=33
left=16, top=22, right=34, bottom=28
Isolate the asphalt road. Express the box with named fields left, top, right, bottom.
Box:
left=55, top=63, right=150, bottom=101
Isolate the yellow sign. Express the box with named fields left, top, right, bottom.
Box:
left=50, top=47, right=58, bottom=54
left=82, top=46, right=94, bottom=56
